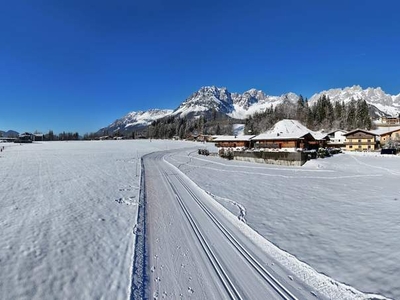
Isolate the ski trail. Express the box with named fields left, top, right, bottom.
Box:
left=348, top=155, right=400, bottom=176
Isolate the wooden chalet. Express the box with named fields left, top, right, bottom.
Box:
left=252, top=132, right=316, bottom=150
left=310, top=132, right=329, bottom=149
left=343, top=129, right=377, bottom=151
left=213, top=135, right=255, bottom=149
left=251, top=120, right=326, bottom=151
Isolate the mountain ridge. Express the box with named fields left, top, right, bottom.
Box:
left=99, top=85, right=400, bottom=134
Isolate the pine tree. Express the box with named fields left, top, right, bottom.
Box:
left=346, top=99, right=356, bottom=130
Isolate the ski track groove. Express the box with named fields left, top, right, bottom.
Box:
left=162, top=169, right=243, bottom=300
left=161, top=166, right=299, bottom=300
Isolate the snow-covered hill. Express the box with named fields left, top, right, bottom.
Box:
left=309, top=85, right=400, bottom=116
left=98, top=109, right=173, bottom=134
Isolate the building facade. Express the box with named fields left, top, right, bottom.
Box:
left=213, top=135, right=255, bottom=149
left=378, top=128, right=400, bottom=147
left=327, top=130, right=348, bottom=149
left=252, top=132, right=316, bottom=151
left=343, top=129, right=377, bottom=151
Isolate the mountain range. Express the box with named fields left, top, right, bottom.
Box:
left=99, top=85, right=400, bottom=134
left=0, top=130, right=19, bottom=138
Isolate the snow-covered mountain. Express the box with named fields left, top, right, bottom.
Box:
left=230, top=89, right=299, bottom=119
left=309, top=85, right=400, bottom=116
left=172, top=86, right=299, bottom=119
left=98, top=85, right=400, bottom=134
left=98, top=109, right=173, bottom=134
left=172, top=86, right=235, bottom=118
left=0, top=130, right=19, bottom=137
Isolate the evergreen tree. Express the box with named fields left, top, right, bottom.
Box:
left=346, top=99, right=356, bottom=130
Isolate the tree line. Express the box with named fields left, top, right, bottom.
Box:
left=43, top=130, right=80, bottom=141
left=146, top=115, right=236, bottom=139
left=18, top=95, right=374, bottom=141
left=245, top=95, right=374, bottom=135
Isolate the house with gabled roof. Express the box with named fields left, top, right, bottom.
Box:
left=326, top=130, right=348, bottom=149
left=371, top=126, right=400, bottom=147
left=251, top=119, right=321, bottom=151
left=343, top=129, right=378, bottom=151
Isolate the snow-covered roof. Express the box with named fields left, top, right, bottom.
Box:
left=252, top=119, right=316, bottom=140
left=213, top=135, right=255, bottom=142
left=370, top=126, right=400, bottom=136
left=312, top=131, right=329, bottom=141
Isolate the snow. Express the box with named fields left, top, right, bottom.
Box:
left=104, top=109, right=173, bottom=132
left=253, top=119, right=313, bottom=140
left=232, top=123, right=245, bottom=136
left=371, top=126, right=400, bottom=136
left=2, top=140, right=398, bottom=299
left=0, top=140, right=197, bottom=300
left=166, top=147, right=399, bottom=299
left=213, top=135, right=255, bottom=142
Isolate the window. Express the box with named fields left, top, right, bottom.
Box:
left=358, top=139, right=361, bottom=142
left=349, top=145, right=353, bottom=148
left=368, top=139, right=371, bottom=142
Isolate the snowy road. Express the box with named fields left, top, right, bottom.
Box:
left=144, top=151, right=321, bottom=300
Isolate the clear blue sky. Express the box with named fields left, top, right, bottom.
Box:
left=1, top=0, right=400, bottom=134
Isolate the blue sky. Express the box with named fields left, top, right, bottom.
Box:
left=1, top=0, right=400, bottom=134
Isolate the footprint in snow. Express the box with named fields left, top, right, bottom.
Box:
left=114, top=196, right=137, bottom=205
left=188, top=287, right=194, bottom=294
left=153, top=291, right=159, bottom=300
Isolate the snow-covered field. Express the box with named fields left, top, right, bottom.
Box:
left=166, top=148, right=400, bottom=299
left=0, top=140, right=196, bottom=300
left=2, top=140, right=399, bottom=299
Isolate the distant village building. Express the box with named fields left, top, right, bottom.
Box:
left=379, top=116, right=400, bottom=126
left=371, top=126, right=400, bottom=148
left=343, top=129, right=378, bottom=151
left=16, top=132, right=34, bottom=143
left=327, top=130, right=348, bottom=149
left=33, top=133, right=44, bottom=141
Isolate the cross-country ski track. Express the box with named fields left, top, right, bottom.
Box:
left=142, top=151, right=322, bottom=299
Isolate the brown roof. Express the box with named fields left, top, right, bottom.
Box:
left=342, top=129, right=377, bottom=136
